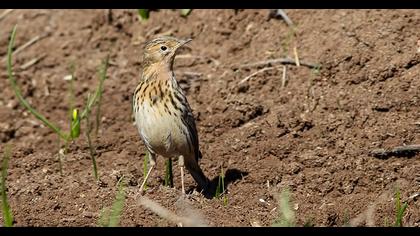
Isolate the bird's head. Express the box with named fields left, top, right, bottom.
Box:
left=143, top=36, right=192, bottom=67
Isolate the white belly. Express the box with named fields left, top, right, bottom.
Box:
left=135, top=101, right=190, bottom=157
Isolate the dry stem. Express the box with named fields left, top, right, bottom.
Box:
left=234, top=57, right=319, bottom=70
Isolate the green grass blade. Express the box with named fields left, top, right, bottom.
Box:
left=1, top=145, right=14, bottom=227
left=384, top=217, right=390, bottom=227
left=215, top=166, right=225, bottom=200
left=303, top=218, right=314, bottom=227
left=86, top=133, right=98, bottom=180
left=138, top=9, right=149, bottom=21
left=108, top=178, right=126, bottom=227
left=80, top=56, right=109, bottom=122
left=70, top=109, right=81, bottom=139
left=6, top=25, right=68, bottom=141
left=85, top=93, right=98, bottom=180
left=95, top=55, right=109, bottom=136
left=180, top=9, right=192, bottom=17
left=394, top=189, right=408, bottom=227
left=272, top=189, right=295, bottom=227
left=67, top=63, right=76, bottom=136
left=164, top=159, right=173, bottom=187
left=221, top=167, right=228, bottom=206
left=98, top=207, right=110, bottom=227
left=215, top=174, right=222, bottom=199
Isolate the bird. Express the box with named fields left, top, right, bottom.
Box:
left=132, top=36, right=210, bottom=196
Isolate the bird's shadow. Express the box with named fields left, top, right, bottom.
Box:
left=187, top=168, right=249, bottom=199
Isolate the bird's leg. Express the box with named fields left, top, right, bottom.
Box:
left=139, top=151, right=156, bottom=194
left=178, top=155, right=185, bottom=195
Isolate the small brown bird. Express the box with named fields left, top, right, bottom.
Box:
left=133, top=36, right=210, bottom=195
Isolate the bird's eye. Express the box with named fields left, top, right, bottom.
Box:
left=160, top=46, right=167, bottom=51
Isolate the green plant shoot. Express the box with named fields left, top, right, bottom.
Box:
left=84, top=93, right=98, bottom=180
left=95, top=56, right=109, bottom=136
left=272, top=189, right=295, bottom=227
left=138, top=9, right=149, bottom=21
left=394, top=189, right=408, bottom=227
left=164, top=159, right=173, bottom=188
left=180, top=9, right=192, bottom=17
left=108, top=178, right=126, bottom=227
left=215, top=166, right=227, bottom=205
left=7, top=25, right=69, bottom=141
left=67, top=62, right=76, bottom=133
left=70, top=109, right=81, bottom=139
left=1, top=145, right=14, bottom=227
left=99, top=177, right=126, bottom=227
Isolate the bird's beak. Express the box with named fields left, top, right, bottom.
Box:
left=176, top=38, right=192, bottom=49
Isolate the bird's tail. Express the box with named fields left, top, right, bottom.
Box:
left=186, top=158, right=210, bottom=192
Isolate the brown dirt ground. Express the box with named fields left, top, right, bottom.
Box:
left=0, top=9, right=419, bottom=227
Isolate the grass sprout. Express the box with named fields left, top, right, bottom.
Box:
left=82, top=56, right=109, bottom=180
left=95, top=56, right=109, bottom=136
left=70, top=108, right=81, bottom=139
left=67, top=62, right=76, bottom=134
left=272, top=189, right=295, bottom=227
left=7, top=25, right=69, bottom=141
left=164, top=159, right=173, bottom=188
left=214, top=166, right=228, bottom=206
left=138, top=9, right=149, bottom=21
left=79, top=57, right=109, bottom=121
left=1, top=145, right=13, bottom=227
left=394, top=188, right=408, bottom=227
left=99, top=177, right=126, bottom=227
left=303, top=218, right=314, bottom=227
left=342, top=210, right=351, bottom=226
left=180, top=9, right=192, bottom=17
left=84, top=93, right=98, bottom=180
left=384, top=216, right=390, bottom=227
left=8, top=26, right=70, bottom=175
left=8, top=25, right=108, bottom=178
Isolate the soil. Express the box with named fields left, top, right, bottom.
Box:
left=0, top=9, right=419, bottom=227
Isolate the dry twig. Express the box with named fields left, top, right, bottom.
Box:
left=293, top=46, right=300, bottom=67
left=0, top=9, right=14, bottom=21
left=19, top=54, right=46, bottom=70
left=239, top=67, right=276, bottom=84
left=234, top=57, right=320, bottom=70
left=370, top=144, right=420, bottom=158
left=180, top=71, right=203, bottom=77
left=281, top=65, right=287, bottom=87
left=2, top=32, right=50, bottom=63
